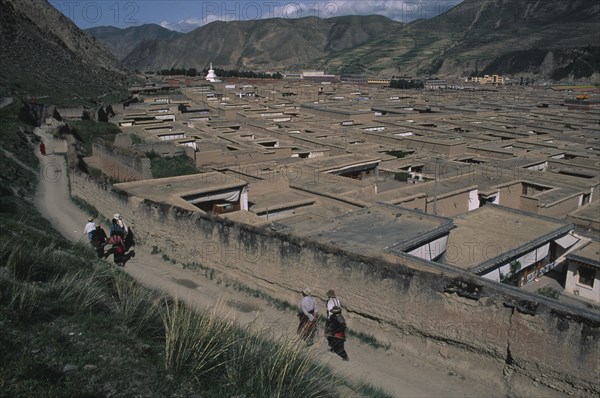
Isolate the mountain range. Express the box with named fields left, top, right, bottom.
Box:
left=89, top=15, right=403, bottom=73
left=86, top=0, right=600, bottom=80
left=0, top=0, right=598, bottom=104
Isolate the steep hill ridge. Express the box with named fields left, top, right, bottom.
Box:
left=0, top=0, right=129, bottom=102
left=86, top=0, right=599, bottom=80
left=86, top=24, right=183, bottom=61
left=323, top=0, right=600, bottom=77
left=90, top=15, right=404, bottom=72
left=413, top=0, right=600, bottom=77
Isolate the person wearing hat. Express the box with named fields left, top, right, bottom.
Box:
left=326, top=289, right=341, bottom=318
left=114, top=213, right=128, bottom=234
left=109, top=214, right=127, bottom=237
left=84, top=217, right=96, bottom=242
left=297, top=288, right=318, bottom=345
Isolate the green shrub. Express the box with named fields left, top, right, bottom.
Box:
left=386, top=150, right=408, bottom=158
left=394, top=172, right=410, bottom=182
left=88, top=166, right=103, bottom=178
left=150, top=156, right=197, bottom=178
left=537, top=286, right=561, bottom=300
left=130, top=134, right=144, bottom=144
left=69, top=120, right=122, bottom=156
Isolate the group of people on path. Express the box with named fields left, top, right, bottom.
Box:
left=85, top=214, right=135, bottom=267
left=297, top=288, right=349, bottom=361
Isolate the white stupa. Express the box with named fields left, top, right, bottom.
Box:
left=205, top=63, right=219, bottom=82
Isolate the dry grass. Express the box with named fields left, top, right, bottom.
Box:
left=161, top=298, right=236, bottom=377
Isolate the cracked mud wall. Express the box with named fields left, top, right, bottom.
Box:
left=70, top=170, right=599, bottom=394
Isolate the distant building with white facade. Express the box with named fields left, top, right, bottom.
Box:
left=425, top=79, right=447, bottom=90
left=301, top=71, right=337, bottom=83
left=465, top=75, right=504, bottom=85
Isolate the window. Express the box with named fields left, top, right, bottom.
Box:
left=578, top=267, right=596, bottom=288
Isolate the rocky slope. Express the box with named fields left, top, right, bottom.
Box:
left=0, top=0, right=130, bottom=102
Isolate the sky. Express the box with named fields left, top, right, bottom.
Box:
left=50, top=0, right=462, bottom=32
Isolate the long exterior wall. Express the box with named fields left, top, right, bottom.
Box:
left=70, top=170, right=600, bottom=395
left=568, top=213, right=600, bottom=231
left=391, top=196, right=427, bottom=211
left=468, top=147, right=515, bottom=159
left=425, top=190, right=470, bottom=217
left=539, top=195, right=583, bottom=219
left=196, top=148, right=293, bottom=167
left=402, top=139, right=467, bottom=157
left=92, top=142, right=152, bottom=182
left=520, top=195, right=540, bottom=214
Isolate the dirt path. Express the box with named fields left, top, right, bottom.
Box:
left=33, top=129, right=505, bottom=397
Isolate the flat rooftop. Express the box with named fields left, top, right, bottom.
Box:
left=113, top=172, right=248, bottom=212
left=303, top=153, right=381, bottom=173
left=567, top=239, right=600, bottom=269
left=569, top=200, right=600, bottom=224
left=445, top=205, right=573, bottom=272
left=279, top=203, right=453, bottom=258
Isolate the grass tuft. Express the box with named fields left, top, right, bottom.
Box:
left=111, top=272, right=163, bottom=337
left=161, top=299, right=235, bottom=377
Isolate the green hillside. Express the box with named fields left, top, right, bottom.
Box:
left=0, top=99, right=394, bottom=397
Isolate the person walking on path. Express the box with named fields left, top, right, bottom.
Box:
left=84, top=217, right=96, bottom=242
left=124, top=227, right=136, bottom=252
left=109, top=215, right=126, bottom=237
left=327, top=306, right=349, bottom=361
left=106, top=230, right=126, bottom=266
left=326, top=289, right=341, bottom=318
left=39, top=142, right=46, bottom=156
left=114, top=213, right=128, bottom=234
left=90, top=225, right=107, bottom=258
left=325, top=289, right=341, bottom=352
left=297, top=288, right=318, bottom=345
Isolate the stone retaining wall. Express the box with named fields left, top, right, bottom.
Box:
left=70, top=169, right=599, bottom=395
